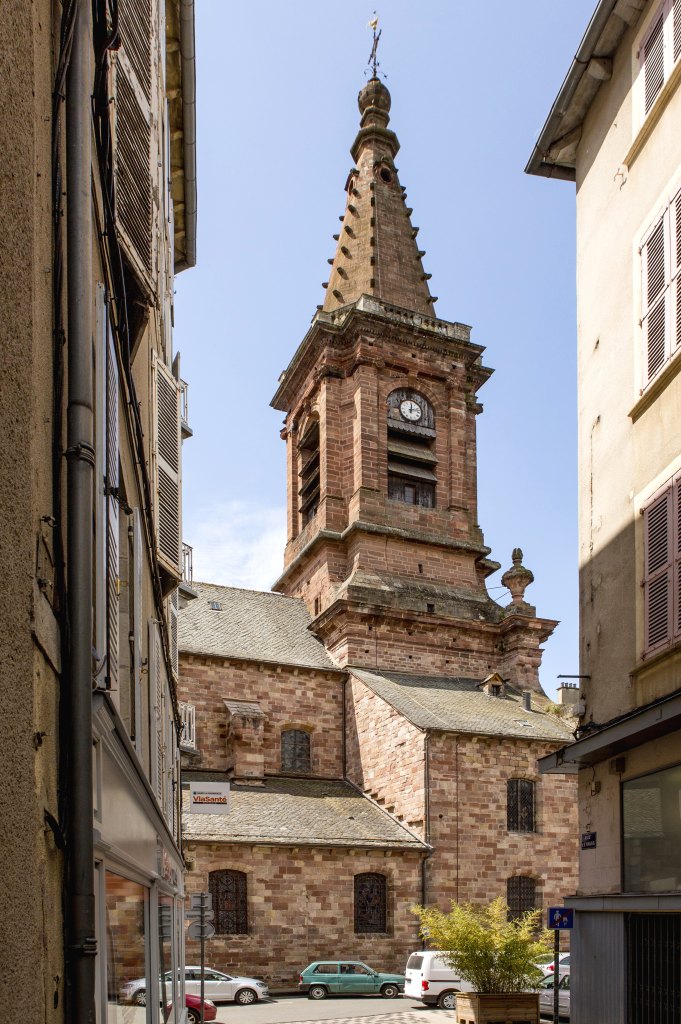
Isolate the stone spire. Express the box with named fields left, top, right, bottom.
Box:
left=322, top=77, right=435, bottom=315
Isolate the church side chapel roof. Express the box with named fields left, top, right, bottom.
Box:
left=182, top=775, right=426, bottom=849
left=351, top=669, right=573, bottom=743
left=178, top=582, right=339, bottom=672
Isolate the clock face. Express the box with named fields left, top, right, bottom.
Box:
left=400, top=399, right=422, bottom=422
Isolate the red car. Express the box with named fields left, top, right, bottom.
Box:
left=166, top=993, right=217, bottom=1023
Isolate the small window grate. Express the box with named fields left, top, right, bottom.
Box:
left=281, top=729, right=311, bottom=773
left=507, top=876, right=536, bottom=921
left=507, top=778, right=535, bottom=832
left=354, top=872, right=387, bottom=933
left=209, top=869, right=248, bottom=935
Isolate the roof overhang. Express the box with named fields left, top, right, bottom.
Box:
left=525, top=0, right=646, bottom=181
left=538, top=687, right=681, bottom=774
left=166, top=0, right=197, bottom=271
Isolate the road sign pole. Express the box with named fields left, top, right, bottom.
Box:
left=200, top=893, right=206, bottom=1024
left=553, top=926, right=559, bottom=1024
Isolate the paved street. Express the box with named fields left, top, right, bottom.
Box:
left=212, top=995, right=440, bottom=1023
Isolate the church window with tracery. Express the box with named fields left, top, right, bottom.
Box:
left=386, top=390, right=436, bottom=507
left=281, top=729, right=311, bottom=773
left=209, top=869, right=248, bottom=934
left=354, top=872, right=387, bottom=933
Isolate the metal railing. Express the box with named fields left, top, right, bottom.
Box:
left=178, top=701, right=196, bottom=750
left=182, top=542, right=193, bottom=584
left=180, top=378, right=190, bottom=428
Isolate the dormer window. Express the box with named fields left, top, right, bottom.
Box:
left=298, top=417, right=320, bottom=527
left=386, top=389, right=436, bottom=507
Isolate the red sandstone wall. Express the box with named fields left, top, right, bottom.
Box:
left=425, top=732, right=579, bottom=912
left=344, top=675, right=426, bottom=834
left=185, top=842, right=424, bottom=988
left=179, top=654, right=344, bottom=778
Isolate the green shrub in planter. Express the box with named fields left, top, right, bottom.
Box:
left=412, top=896, right=551, bottom=994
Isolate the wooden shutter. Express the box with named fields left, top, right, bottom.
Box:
left=114, top=0, right=155, bottom=283
left=643, top=488, right=673, bottom=653
left=168, top=587, right=179, bottom=678
left=642, top=218, right=668, bottom=384
left=95, top=286, right=108, bottom=677
left=674, top=0, right=681, bottom=62
left=644, top=14, right=665, bottom=114
left=153, top=353, right=182, bottom=579
left=105, top=330, right=120, bottom=689
left=673, top=190, right=681, bottom=353
left=131, top=508, right=143, bottom=752
left=674, top=474, right=681, bottom=640
left=150, top=620, right=165, bottom=802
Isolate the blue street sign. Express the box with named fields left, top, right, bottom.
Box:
left=548, top=907, right=574, bottom=929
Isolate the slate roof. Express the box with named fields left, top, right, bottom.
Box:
left=350, top=668, right=574, bottom=743
left=182, top=774, right=426, bottom=849
left=179, top=582, right=339, bottom=671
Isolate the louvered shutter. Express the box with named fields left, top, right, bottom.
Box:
left=150, top=621, right=165, bottom=802
left=153, top=354, right=183, bottom=579
left=643, top=488, right=673, bottom=653
left=105, top=330, right=120, bottom=689
left=642, top=218, right=668, bottom=384
left=114, top=0, right=155, bottom=283
left=95, top=286, right=108, bottom=677
left=674, top=475, right=681, bottom=640
left=673, top=190, right=681, bottom=353
left=644, top=14, right=665, bottom=114
left=167, top=587, right=179, bottom=678
left=674, top=0, right=681, bottom=62
left=131, top=508, right=143, bottom=751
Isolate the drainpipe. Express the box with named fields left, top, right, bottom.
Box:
left=421, top=730, right=431, bottom=914
left=65, top=2, right=96, bottom=1022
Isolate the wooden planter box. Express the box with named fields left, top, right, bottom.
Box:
left=456, top=992, right=540, bottom=1024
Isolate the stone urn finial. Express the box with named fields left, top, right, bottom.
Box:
left=501, top=548, right=535, bottom=607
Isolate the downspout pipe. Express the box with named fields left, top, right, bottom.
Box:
left=177, top=0, right=197, bottom=270
left=421, top=730, right=431, bottom=920
left=65, top=2, right=96, bottom=1021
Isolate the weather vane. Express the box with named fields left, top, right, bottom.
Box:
left=367, top=12, right=381, bottom=78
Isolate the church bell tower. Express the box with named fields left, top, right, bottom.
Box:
left=271, top=73, right=556, bottom=691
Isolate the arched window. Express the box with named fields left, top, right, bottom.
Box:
left=208, top=869, right=248, bottom=934
left=298, top=417, right=320, bottom=526
left=507, top=779, right=535, bottom=832
left=354, top=872, right=387, bottom=933
left=507, top=876, right=536, bottom=921
left=281, top=729, right=311, bottom=773
left=386, top=389, right=436, bottom=507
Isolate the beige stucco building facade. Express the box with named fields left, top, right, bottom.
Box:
left=0, top=2, right=196, bottom=1022
left=529, top=1, right=681, bottom=1021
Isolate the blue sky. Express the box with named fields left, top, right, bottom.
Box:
left=174, top=0, right=596, bottom=698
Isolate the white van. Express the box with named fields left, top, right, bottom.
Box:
left=404, top=950, right=474, bottom=1010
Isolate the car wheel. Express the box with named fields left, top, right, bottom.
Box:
left=187, top=1010, right=200, bottom=1024
left=437, top=990, right=457, bottom=1010
left=235, top=988, right=257, bottom=1005
left=133, top=989, right=146, bottom=1007
left=308, top=984, right=328, bottom=1000
left=381, top=984, right=399, bottom=999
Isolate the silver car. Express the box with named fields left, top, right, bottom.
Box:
left=538, top=972, right=570, bottom=1020
left=121, top=966, right=269, bottom=1006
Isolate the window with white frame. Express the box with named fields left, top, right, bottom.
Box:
left=638, top=0, right=681, bottom=119
left=642, top=473, right=681, bottom=656
left=640, top=186, right=681, bottom=387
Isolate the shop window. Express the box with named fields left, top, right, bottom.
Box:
left=507, top=778, right=536, bottom=832
left=281, top=729, right=311, bottom=773
left=354, top=872, right=387, bottom=933
left=105, top=872, right=148, bottom=1018
left=506, top=875, right=536, bottom=921
left=209, top=869, right=248, bottom=934
left=158, top=895, right=174, bottom=1022
left=386, top=389, right=436, bottom=507
left=623, top=763, right=681, bottom=892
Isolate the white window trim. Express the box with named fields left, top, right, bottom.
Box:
left=633, top=0, right=681, bottom=131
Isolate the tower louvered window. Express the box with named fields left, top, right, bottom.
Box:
left=113, top=0, right=154, bottom=282
left=507, top=876, right=536, bottom=921
left=298, top=419, right=320, bottom=526
left=354, top=873, right=387, bottom=934
left=153, top=353, right=182, bottom=581
left=641, top=186, right=681, bottom=387
left=209, top=870, right=248, bottom=935
left=640, top=1, right=681, bottom=118
left=386, top=390, right=436, bottom=508
left=281, top=729, right=311, bottom=773
left=507, top=779, right=536, bottom=833
left=642, top=475, right=681, bottom=656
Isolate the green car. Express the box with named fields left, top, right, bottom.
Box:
left=298, top=960, right=405, bottom=1000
